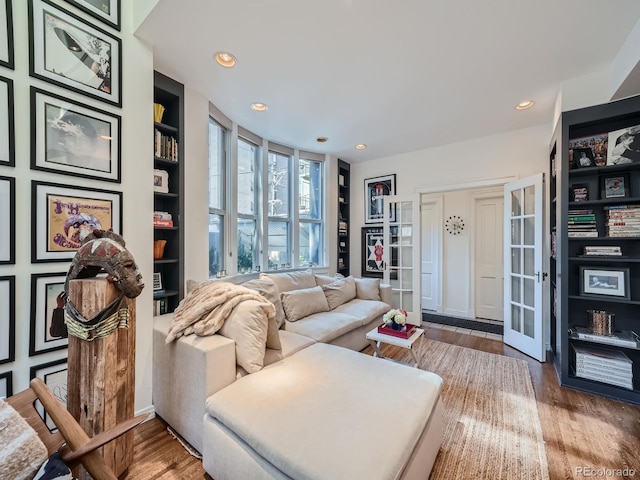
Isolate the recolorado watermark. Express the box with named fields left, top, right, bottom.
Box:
left=576, top=466, right=635, bottom=477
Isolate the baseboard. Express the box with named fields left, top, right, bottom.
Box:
left=135, top=405, right=156, bottom=422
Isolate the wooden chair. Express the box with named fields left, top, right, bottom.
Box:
left=7, top=377, right=148, bottom=480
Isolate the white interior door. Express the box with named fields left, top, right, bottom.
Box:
left=383, top=195, right=421, bottom=325
left=421, top=201, right=439, bottom=311
left=475, top=196, right=504, bottom=321
left=503, top=173, right=546, bottom=362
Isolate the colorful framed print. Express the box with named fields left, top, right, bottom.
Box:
left=570, top=183, right=589, bottom=202
left=362, top=227, right=384, bottom=277
left=0, top=76, right=14, bottom=166
left=30, top=273, right=68, bottom=356
left=28, top=0, right=122, bottom=106
left=569, top=133, right=608, bottom=168
left=32, top=180, right=122, bottom=262
left=580, top=266, right=630, bottom=300
left=364, top=174, right=396, bottom=224
left=0, top=176, right=14, bottom=264
left=0, top=0, right=13, bottom=69
left=607, top=124, right=640, bottom=166
left=31, top=87, right=121, bottom=182
left=0, top=276, right=15, bottom=365
left=600, top=174, right=630, bottom=199
left=30, top=358, right=68, bottom=430
left=62, top=0, right=120, bottom=31
left=0, top=371, right=12, bottom=398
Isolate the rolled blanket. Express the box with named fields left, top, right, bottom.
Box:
left=165, top=281, right=275, bottom=343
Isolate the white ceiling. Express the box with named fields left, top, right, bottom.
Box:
left=136, top=0, right=640, bottom=164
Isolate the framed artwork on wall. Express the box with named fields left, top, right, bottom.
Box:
left=0, top=371, right=12, bottom=398
left=0, top=176, right=14, bottom=264
left=28, top=0, right=122, bottom=106
left=0, top=276, right=15, bottom=365
left=30, top=272, right=69, bottom=356
left=362, top=227, right=384, bottom=278
left=364, top=174, right=396, bottom=224
left=32, top=180, right=122, bottom=262
left=0, top=0, right=14, bottom=69
left=31, top=87, right=121, bottom=182
left=30, top=358, right=68, bottom=430
left=0, top=76, right=14, bottom=167
left=62, top=0, right=120, bottom=31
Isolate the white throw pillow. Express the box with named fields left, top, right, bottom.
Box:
left=280, top=286, right=330, bottom=322
left=354, top=277, right=381, bottom=301
left=218, top=299, right=269, bottom=373
left=260, top=270, right=316, bottom=293
left=242, top=278, right=284, bottom=346
left=322, top=276, right=357, bottom=310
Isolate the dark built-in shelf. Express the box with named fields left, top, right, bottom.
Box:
left=338, top=159, right=350, bottom=276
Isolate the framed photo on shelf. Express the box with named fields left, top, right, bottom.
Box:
left=31, top=87, right=121, bottom=182
left=571, top=147, right=595, bottom=169
left=1, top=76, right=14, bottom=166
left=364, top=174, right=396, bottom=224
left=0, top=176, right=15, bottom=264
left=28, top=0, right=122, bottom=106
left=32, top=180, right=122, bottom=262
left=0, top=371, right=12, bottom=398
left=600, top=174, right=629, bottom=199
left=30, top=358, right=68, bottom=430
left=580, top=266, right=629, bottom=299
left=0, top=0, right=14, bottom=69
left=30, top=273, right=68, bottom=356
left=0, top=276, right=15, bottom=365
left=153, top=272, right=163, bottom=291
left=570, top=184, right=589, bottom=202
left=607, top=124, right=640, bottom=166
left=153, top=169, right=169, bottom=193
left=569, top=133, right=608, bottom=168
left=62, top=0, right=120, bottom=31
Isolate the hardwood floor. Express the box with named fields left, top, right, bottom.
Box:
left=122, top=326, right=640, bottom=479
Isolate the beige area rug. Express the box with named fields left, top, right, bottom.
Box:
left=380, top=338, right=550, bottom=480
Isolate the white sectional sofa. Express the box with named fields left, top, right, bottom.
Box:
left=153, top=270, right=444, bottom=480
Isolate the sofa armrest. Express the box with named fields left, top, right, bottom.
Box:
left=380, top=283, right=392, bottom=306
left=153, top=314, right=236, bottom=453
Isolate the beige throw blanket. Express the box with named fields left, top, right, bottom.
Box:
left=165, top=281, right=275, bottom=343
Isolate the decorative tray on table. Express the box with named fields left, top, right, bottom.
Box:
left=377, top=324, right=416, bottom=339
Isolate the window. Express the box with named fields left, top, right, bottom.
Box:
left=208, top=119, right=226, bottom=276
left=299, top=157, right=323, bottom=266
left=267, top=151, right=291, bottom=268
left=237, top=137, right=260, bottom=271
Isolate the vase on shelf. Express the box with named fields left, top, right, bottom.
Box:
left=153, top=240, right=167, bottom=259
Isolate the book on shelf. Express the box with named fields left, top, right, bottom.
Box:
left=153, top=289, right=166, bottom=297
left=154, top=219, right=174, bottom=227
left=154, top=298, right=168, bottom=316
left=572, top=344, right=632, bottom=368
left=154, top=211, right=172, bottom=220
left=574, top=369, right=633, bottom=390
left=339, top=174, right=345, bottom=186
left=570, top=326, right=639, bottom=348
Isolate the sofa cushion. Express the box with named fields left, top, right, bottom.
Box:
left=285, top=311, right=362, bottom=343
left=280, top=286, right=330, bottom=322
left=218, top=299, right=268, bottom=373
left=264, top=330, right=316, bottom=366
left=260, top=270, right=316, bottom=293
left=332, top=298, right=390, bottom=326
left=321, top=276, right=357, bottom=309
left=355, top=277, right=381, bottom=301
left=314, top=273, right=344, bottom=286
left=242, top=278, right=285, bottom=345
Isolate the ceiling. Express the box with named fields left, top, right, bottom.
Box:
left=136, top=0, right=640, bottom=164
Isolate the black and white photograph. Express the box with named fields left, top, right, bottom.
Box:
left=0, top=76, right=14, bottom=166
left=580, top=266, right=629, bottom=299
left=0, top=371, right=12, bottom=398
left=0, top=276, right=15, bottom=365
left=0, top=0, right=13, bottom=69
left=30, top=272, right=68, bottom=356
left=364, top=174, right=396, bottom=224
left=571, top=147, right=595, bottom=169
left=0, top=176, right=14, bottom=264
left=601, top=174, right=629, bottom=199
left=28, top=0, right=122, bottom=106
left=31, top=87, right=121, bottom=182
left=30, top=358, right=68, bottom=430
left=607, top=124, right=640, bottom=166
left=569, top=133, right=608, bottom=168
left=63, top=0, right=120, bottom=30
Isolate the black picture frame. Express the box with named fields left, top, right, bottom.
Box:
left=30, top=272, right=69, bottom=356
left=571, top=147, right=595, bottom=169
left=28, top=0, right=122, bottom=107
left=31, top=87, right=121, bottom=182
left=30, top=358, right=68, bottom=430
left=579, top=266, right=630, bottom=300
left=362, top=227, right=384, bottom=277
left=570, top=183, right=589, bottom=202
left=0, top=370, right=12, bottom=398
left=0, top=75, right=14, bottom=167
left=0, top=176, right=15, bottom=264
left=569, top=133, right=608, bottom=168
left=0, top=276, right=15, bottom=365
left=62, top=0, right=120, bottom=31
left=600, top=173, right=630, bottom=199
left=364, top=174, right=396, bottom=224
left=0, top=0, right=14, bottom=69
left=31, top=180, right=123, bottom=263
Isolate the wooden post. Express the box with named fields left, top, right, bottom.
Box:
left=67, top=278, right=136, bottom=479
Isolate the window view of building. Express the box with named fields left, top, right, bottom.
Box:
left=208, top=119, right=226, bottom=277
left=237, top=137, right=259, bottom=272
left=267, top=150, right=291, bottom=269
left=299, top=158, right=323, bottom=266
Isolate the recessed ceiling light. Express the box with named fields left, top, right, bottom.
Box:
left=251, top=103, right=268, bottom=112
left=316, top=137, right=328, bottom=143
left=214, top=51, right=237, bottom=68
left=354, top=144, right=367, bottom=150
left=515, top=100, right=535, bottom=110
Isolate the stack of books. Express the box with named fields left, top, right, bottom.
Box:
left=338, top=220, right=348, bottom=235
left=154, top=211, right=174, bottom=227
left=568, top=209, right=597, bottom=237
left=605, top=205, right=640, bottom=237
left=572, top=344, right=633, bottom=390
left=154, top=129, right=179, bottom=161
left=581, top=245, right=622, bottom=257
left=570, top=326, right=639, bottom=348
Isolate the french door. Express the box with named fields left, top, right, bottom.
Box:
left=503, top=173, right=546, bottom=361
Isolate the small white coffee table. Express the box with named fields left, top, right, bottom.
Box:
left=366, top=326, right=425, bottom=368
